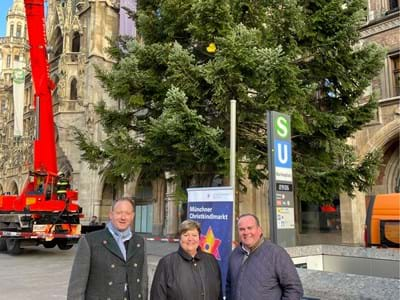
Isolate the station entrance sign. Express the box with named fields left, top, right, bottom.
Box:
left=267, top=111, right=296, bottom=247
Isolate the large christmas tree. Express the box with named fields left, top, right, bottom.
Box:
left=77, top=0, right=384, bottom=203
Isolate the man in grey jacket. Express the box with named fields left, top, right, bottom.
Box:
left=67, top=198, right=147, bottom=300
left=226, top=214, right=303, bottom=300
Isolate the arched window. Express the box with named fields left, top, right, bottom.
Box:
left=72, top=31, right=80, bottom=52
left=1, top=96, right=7, bottom=113
left=70, top=78, right=78, bottom=100
left=9, top=24, right=14, bottom=37
left=16, top=24, right=22, bottom=37
left=52, top=75, right=60, bottom=103
left=391, top=54, right=400, bottom=96
left=54, top=27, right=63, bottom=57
left=10, top=181, right=18, bottom=195
left=389, top=0, right=399, bottom=11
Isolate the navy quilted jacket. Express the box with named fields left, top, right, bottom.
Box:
left=225, top=239, right=303, bottom=300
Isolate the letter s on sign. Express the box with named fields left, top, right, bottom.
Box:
left=275, top=116, right=289, bottom=138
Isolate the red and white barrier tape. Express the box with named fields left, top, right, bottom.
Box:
left=145, top=237, right=179, bottom=243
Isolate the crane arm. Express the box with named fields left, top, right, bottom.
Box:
left=24, top=0, right=57, bottom=175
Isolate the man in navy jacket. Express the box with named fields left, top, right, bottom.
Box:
left=226, top=214, right=303, bottom=300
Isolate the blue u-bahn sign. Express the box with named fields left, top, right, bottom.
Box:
left=267, top=111, right=296, bottom=247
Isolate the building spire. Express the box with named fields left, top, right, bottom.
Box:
left=6, top=0, right=26, bottom=38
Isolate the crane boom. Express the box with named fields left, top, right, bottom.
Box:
left=24, top=0, right=57, bottom=174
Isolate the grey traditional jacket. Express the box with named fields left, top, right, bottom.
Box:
left=67, top=228, right=148, bottom=300
left=225, top=239, right=303, bottom=300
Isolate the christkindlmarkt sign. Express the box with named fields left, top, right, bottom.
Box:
left=187, top=186, right=233, bottom=295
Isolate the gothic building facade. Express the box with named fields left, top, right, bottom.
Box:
left=0, top=0, right=398, bottom=243
left=339, top=0, right=399, bottom=244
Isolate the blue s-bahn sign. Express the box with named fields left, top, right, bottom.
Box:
left=267, top=111, right=295, bottom=247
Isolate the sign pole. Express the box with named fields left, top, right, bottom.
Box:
left=267, top=111, right=278, bottom=243
left=230, top=99, right=237, bottom=244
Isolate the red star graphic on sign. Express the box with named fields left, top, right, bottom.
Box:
left=200, top=226, right=222, bottom=260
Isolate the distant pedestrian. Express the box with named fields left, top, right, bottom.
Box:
left=89, top=215, right=98, bottom=226
left=67, top=198, right=147, bottom=300
left=226, top=214, right=303, bottom=300
left=150, top=220, right=222, bottom=300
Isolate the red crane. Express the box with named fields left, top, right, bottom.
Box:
left=0, top=0, right=82, bottom=254
left=25, top=0, right=58, bottom=174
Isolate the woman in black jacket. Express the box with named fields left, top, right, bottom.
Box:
left=150, top=220, right=222, bottom=300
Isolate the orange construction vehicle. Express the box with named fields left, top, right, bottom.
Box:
left=365, top=193, right=400, bottom=248
left=0, top=0, right=82, bottom=254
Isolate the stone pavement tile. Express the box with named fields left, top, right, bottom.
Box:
left=0, top=239, right=178, bottom=300
left=145, top=239, right=178, bottom=257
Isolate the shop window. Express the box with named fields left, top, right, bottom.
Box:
left=135, top=204, right=153, bottom=233
left=134, top=179, right=153, bottom=233
left=70, top=78, right=78, bottom=100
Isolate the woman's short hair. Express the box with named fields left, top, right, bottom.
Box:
left=178, top=220, right=201, bottom=236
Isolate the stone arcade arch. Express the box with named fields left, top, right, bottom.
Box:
left=99, top=179, right=124, bottom=223
left=340, top=119, right=400, bottom=244
left=358, top=119, right=400, bottom=194
left=385, top=144, right=399, bottom=193
left=9, top=181, right=18, bottom=195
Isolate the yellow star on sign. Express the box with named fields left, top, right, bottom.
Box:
left=206, top=42, right=217, bottom=53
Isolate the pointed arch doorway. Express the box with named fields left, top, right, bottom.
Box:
left=99, top=180, right=124, bottom=223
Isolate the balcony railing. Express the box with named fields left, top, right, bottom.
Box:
left=0, top=36, right=27, bottom=46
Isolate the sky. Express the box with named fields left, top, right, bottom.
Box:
left=0, top=0, right=14, bottom=37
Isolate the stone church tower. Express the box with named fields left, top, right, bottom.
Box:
left=44, top=0, right=165, bottom=230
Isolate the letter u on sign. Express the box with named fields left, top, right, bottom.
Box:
left=274, top=140, right=292, bottom=168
